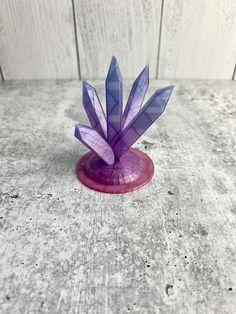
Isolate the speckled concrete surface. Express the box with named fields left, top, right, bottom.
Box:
left=0, top=80, right=236, bottom=314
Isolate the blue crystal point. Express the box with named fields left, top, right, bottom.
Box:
left=122, top=65, right=149, bottom=129
left=113, top=85, right=174, bottom=158
left=75, top=124, right=114, bottom=165
left=83, top=81, right=107, bottom=138
left=105, top=56, right=123, bottom=144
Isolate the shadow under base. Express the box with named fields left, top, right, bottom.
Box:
left=76, top=148, right=154, bottom=194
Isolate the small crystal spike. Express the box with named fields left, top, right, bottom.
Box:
left=106, top=56, right=123, bottom=144
left=83, top=81, right=107, bottom=138
left=113, top=86, right=174, bottom=158
left=122, top=65, right=149, bottom=129
left=75, top=124, right=114, bottom=165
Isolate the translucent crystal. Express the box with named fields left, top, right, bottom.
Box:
left=105, top=56, right=123, bottom=144
left=113, top=86, right=174, bottom=158
left=74, top=124, right=114, bottom=165
left=83, top=81, right=107, bottom=138
left=75, top=56, right=174, bottom=166
left=122, top=65, right=149, bottom=129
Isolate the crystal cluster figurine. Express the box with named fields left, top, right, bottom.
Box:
left=75, top=57, right=173, bottom=193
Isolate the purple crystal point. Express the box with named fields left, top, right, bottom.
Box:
left=106, top=56, right=123, bottom=144
left=83, top=81, right=107, bottom=138
left=122, top=65, right=149, bottom=129
left=75, top=124, right=114, bottom=165
left=113, top=85, right=174, bottom=158
left=74, top=57, right=174, bottom=193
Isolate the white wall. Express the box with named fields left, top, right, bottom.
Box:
left=0, top=0, right=235, bottom=80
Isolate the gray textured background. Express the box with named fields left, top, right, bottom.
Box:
left=0, top=80, right=236, bottom=313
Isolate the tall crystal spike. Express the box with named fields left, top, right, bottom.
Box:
left=75, top=124, right=114, bottom=165
left=83, top=81, right=107, bottom=138
left=113, top=86, right=174, bottom=158
left=122, top=65, right=149, bottom=129
left=106, top=56, right=123, bottom=144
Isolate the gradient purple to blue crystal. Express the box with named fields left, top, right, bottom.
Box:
left=75, top=56, right=173, bottom=166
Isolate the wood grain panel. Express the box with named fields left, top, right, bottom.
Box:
left=159, top=0, right=236, bottom=79
left=0, top=0, right=78, bottom=80
left=74, top=0, right=162, bottom=79
left=233, top=64, right=236, bottom=80
left=0, top=66, right=3, bottom=80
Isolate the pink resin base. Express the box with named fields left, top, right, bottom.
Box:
left=76, top=148, right=154, bottom=194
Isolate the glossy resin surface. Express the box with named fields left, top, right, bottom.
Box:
left=76, top=148, right=154, bottom=193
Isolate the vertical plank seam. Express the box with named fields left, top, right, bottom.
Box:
left=156, top=0, right=165, bottom=79
left=71, top=0, right=81, bottom=80
left=0, top=65, right=4, bottom=80
left=232, top=63, right=236, bottom=80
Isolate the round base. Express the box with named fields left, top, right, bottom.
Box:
left=76, top=148, right=154, bottom=194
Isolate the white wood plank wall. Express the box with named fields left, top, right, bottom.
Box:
left=159, top=0, right=236, bottom=79
left=0, top=0, right=235, bottom=80
left=0, top=0, right=78, bottom=79
left=74, top=0, right=162, bottom=79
